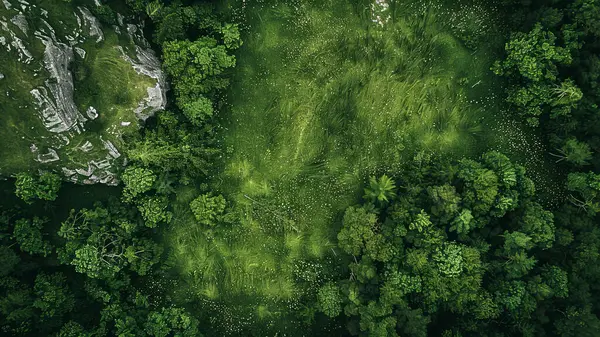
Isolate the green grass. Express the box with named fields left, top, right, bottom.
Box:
left=166, top=0, right=549, bottom=334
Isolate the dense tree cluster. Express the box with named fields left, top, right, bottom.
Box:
left=318, top=152, right=593, bottom=336
left=0, top=194, right=195, bottom=336
left=495, top=0, right=600, bottom=172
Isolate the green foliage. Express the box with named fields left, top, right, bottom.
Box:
left=364, top=175, right=396, bottom=204
left=145, top=307, right=202, bottom=337
left=0, top=245, right=20, bottom=277
left=540, top=265, right=568, bottom=298
left=504, top=250, right=537, bottom=279
left=428, top=185, right=461, bottom=225
left=567, top=172, right=600, bottom=214
left=189, top=193, right=226, bottom=226
left=551, top=138, right=593, bottom=166
left=520, top=202, right=555, bottom=249
left=57, top=321, right=92, bottom=337
left=433, top=243, right=464, bottom=277
left=121, top=167, right=156, bottom=202
left=162, top=38, right=236, bottom=103
left=124, top=110, right=220, bottom=181
left=330, top=153, right=563, bottom=336
left=450, top=209, right=474, bottom=234
left=337, top=206, right=377, bottom=256
left=221, top=23, right=242, bottom=50
left=493, top=23, right=581, bottom=125
left=554, top=305, right=600, bottom=337
left=493, top=23, right=571, bottom=82
left=317, top=282, right=343, bottom=318
left=503, top=231, right=533, bottom=253
left=181, top=96, right=214, bottom=125
left=145, top=1, right=163, bottom=19
left=32, top=272, right=75, bottom=320
left=91, top=5, right=117, bottom=25
left=14, top=172, right=61, bottom=204
left=137, top=196, right=172, bottom=228
left=58, top=206, right=161, bottom=279
left=13, top=217, right=52, bottom=257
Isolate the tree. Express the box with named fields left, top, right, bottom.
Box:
left=539, top=265, right=568, bottom=298
left=504, top=250, right=537, bottom=279
left=13, top=217, right=52, bottom=257
left=492, top=23, right=580, bottom=125
left=449, top=209, right=474, bottom=234
left=32, top=272, right=75, bottom=321
left=0, top=278, right=35, bottom=334
left=503, top=231, right=534, bottom=254
left=457, top=159, right=499, bottom=217
left=572, top=0, right=600, bottom=37
left=221, top=23, right=242, bottom=50
left=433, top=243, right=464, bottom=277
left=519, top=202, right=555, bottom=249
left=14, top=172, right=61, bottom=204
left=58, top=206, right=161, bottom=279
left=145, top=307, right=202, bottom=337
left=162, top=37, right=236, bottom=103
left=566, top=172, right=600, bottom=214
left=550, top=138, right=593, bottom=166
left=145, top=1, right=163, bottom=19
left=330, top=152, right=558, bottom=336
left=181, top=96, right=214, bottom=125
left=0, top=245, right=20, bottom=277
left=189, top=193, right=226, bottom=226
left=364, top=175, right=396, bottom=204
left=57, top=321, right=92, bottom=337
left=337, top=206, right=377, bottom=256
left=121, top=166, right=156, bottom=202
left=493, top=23, right=571, bottom=82
left=317, top=282, right=343, bottom=318
left=137, top=196, right=172, bottom=228
left=427, top=184, right=461, bottom=225
left=554, top=305, right=600, bottom=337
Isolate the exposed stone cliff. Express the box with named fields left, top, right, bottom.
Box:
left=0, top=0, right=167, bottom=184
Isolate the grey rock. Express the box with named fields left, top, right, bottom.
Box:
left=0, top=18, right=34, bottom=63
left=101, top=138, right=121, bottom=159
left=78, top=7, right=103, bottom=43
left=1, top=2, right=166, bottom=185
left=118, top=45, right=167, bottom=120
left=61, top=167, right=77, bottom=177
left=86, top=106, right=98, bottom=119
left=74, top=46, right=86, bottom=58
left=79, top=141, right=93, bottom=152
left=36, top=148, right=59, bottom=163
left=10, top=14, right=28, bottom=36
left=30, top=35, right=86, bottom=133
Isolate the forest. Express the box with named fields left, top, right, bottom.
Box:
left=0, top=0, right=599, bottom=336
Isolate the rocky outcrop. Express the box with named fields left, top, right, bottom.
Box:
left=31, top=35, right=86, bottom=133
left=0, top=0, right=168, bottom=184
left=118, top=45, right=168, bottom=120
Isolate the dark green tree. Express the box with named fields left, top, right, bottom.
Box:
left=14, top=172, right=61, bottom=204
left=13, top=217, right=52, bottom=257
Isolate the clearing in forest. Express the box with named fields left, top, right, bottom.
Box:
left=166, top=0, right=544, bottom=334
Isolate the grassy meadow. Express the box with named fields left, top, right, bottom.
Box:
left=166, top=0, right=551, bottom=334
